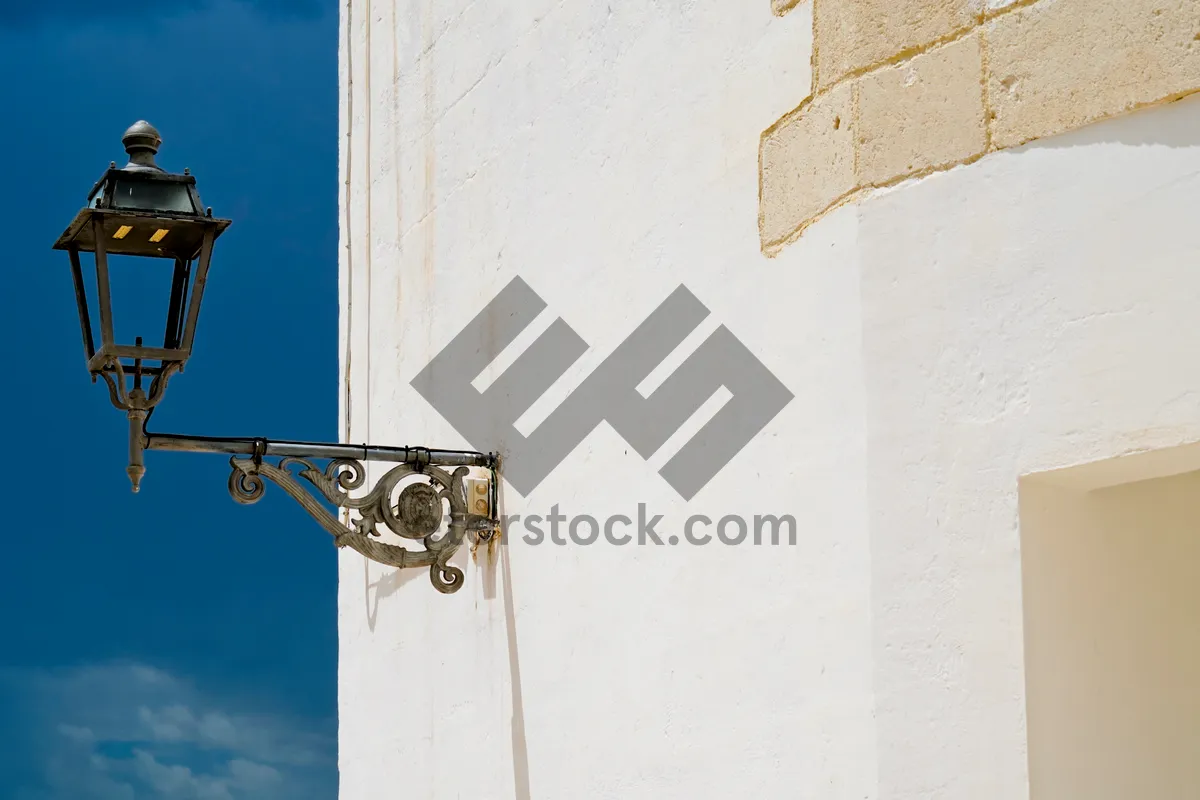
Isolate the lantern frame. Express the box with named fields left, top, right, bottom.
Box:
left=52, top=126, right=231, bottom=383
left=55, top=122, right=498, bottom=595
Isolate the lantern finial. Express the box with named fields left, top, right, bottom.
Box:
left=122, top=121, right=163, bottom=172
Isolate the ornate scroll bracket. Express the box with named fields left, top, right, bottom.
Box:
left=90, top=354, right=500, bottom=594
left=227, top=454, right=498, bottom=594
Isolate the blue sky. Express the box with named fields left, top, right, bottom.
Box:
left=0, top=1, right=340, bottom=797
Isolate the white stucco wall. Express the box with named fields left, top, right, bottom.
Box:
left=337, top=2, right=1200, bottom=797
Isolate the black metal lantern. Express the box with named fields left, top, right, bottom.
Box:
left=53, top=121, right=231, bottom=383
left=55, top=121, right=498, bottom=594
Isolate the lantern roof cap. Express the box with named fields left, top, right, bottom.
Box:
left=122, top=121, right=164, bottom=173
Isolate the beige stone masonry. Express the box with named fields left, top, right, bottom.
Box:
left=814, top=0, right=976, bottom=88
left=987, top=0, right=1200, bottom=150
left=760, top=0, right=1200, bottom=255
left=857, top=33, right=987, bottom=188
left=761, top=83, right=858, bottom=246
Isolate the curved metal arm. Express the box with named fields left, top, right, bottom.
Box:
left=93, top=366, right=500, bottom=593
left=143, top=433, right=498, bottom=594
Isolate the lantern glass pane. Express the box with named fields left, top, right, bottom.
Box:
left=104, top=253, right=183, bottom=352
left=111, top=179, right=196, bottom=215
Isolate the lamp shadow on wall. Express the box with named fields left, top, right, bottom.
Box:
left=361, top=536, right=495, bottom=630
left=360, top=492, right=506, bottom=631
left=363, top=558, right=425, bottom=631
left=1019, top=440, right=1200, bottom=799
left=497, top=483, right=533, bottom=800
left=351, top=484, right=532, bottom=799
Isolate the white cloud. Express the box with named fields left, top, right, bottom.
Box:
left=56, top=724, right=95, bottom=744
left=1, top=662, right=334, bottom=800
left=130, top=750, right=233, bottom=800
left=227, top=759, right=282, bottom=788
left=138, top=705, right=192, bottom=742
left=135, top=702, right=330, bottom=767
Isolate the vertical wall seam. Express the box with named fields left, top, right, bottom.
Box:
left=393, top=0, right=404, bottom=342
left=342, top=0, right=355, bottom=524
left=365, top=0, right=373, bottom=463
left=421, top=0, right=437, bottom=357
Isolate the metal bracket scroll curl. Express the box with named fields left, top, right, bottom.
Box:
left=227, top=456, right=495, bottom=593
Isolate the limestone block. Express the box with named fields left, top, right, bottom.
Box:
left=858, top=33, right=987, bottom=186
left=815, top=0, right=977, bottom=88
left=760, top=82, right=857, bottom=247
left=987, top=0, right=1200, bottom=149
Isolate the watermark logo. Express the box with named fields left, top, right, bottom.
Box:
left=412, top=278, right=793, bottom=500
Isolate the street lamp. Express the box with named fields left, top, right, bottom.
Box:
left=55, top=122, right=498, bottom=594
